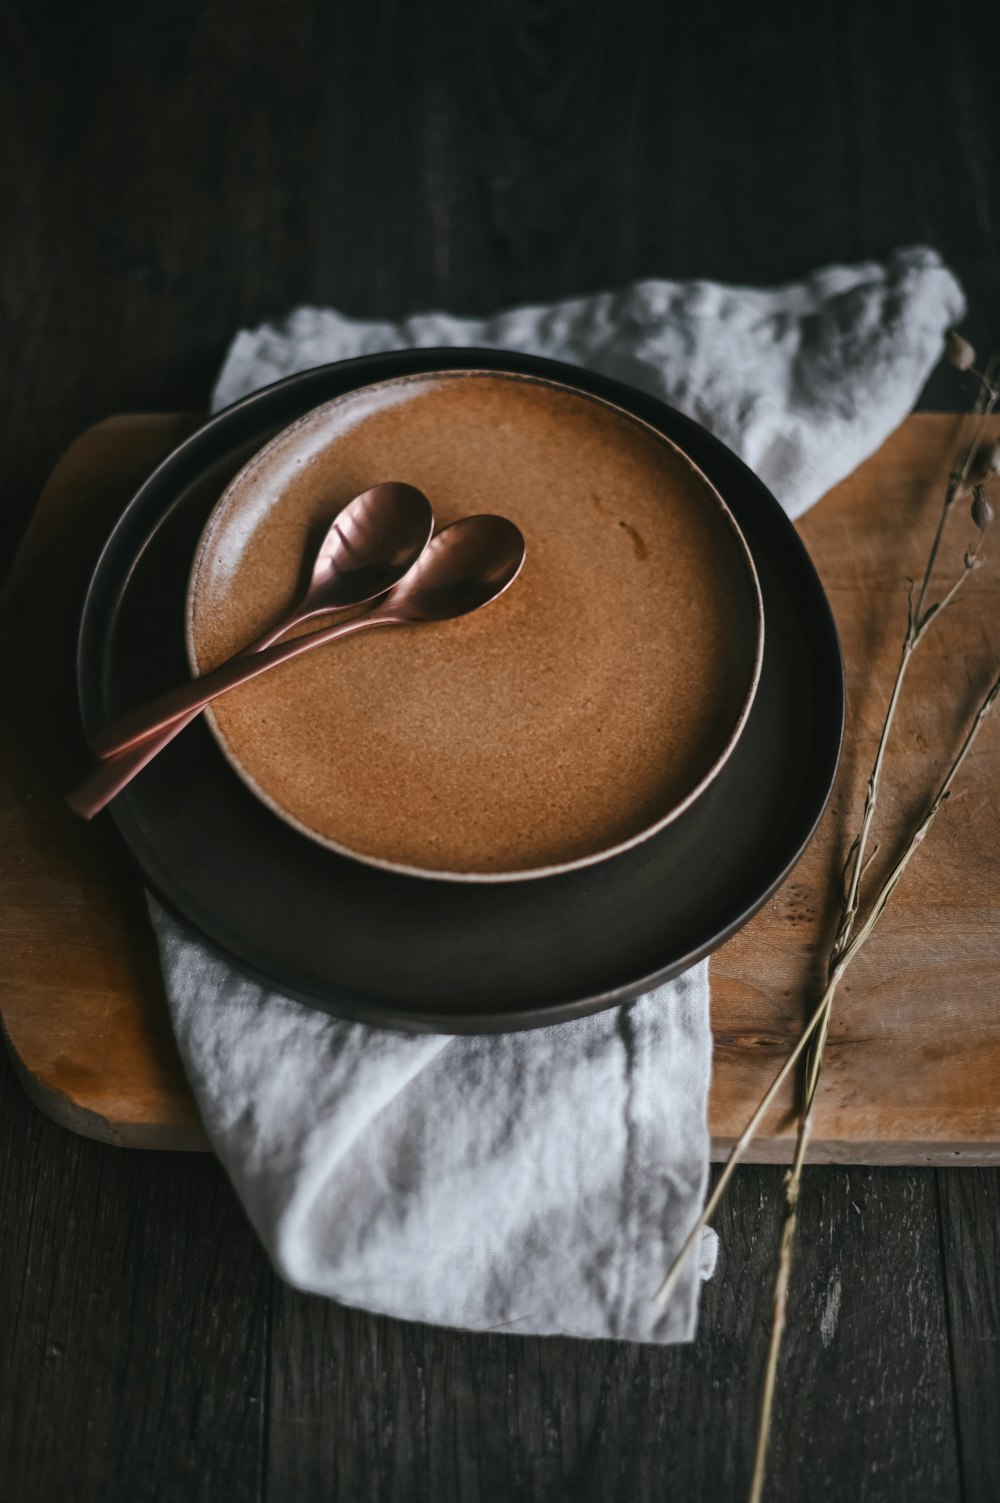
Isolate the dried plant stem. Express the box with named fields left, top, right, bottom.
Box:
left=912, top=363, right=1000, bottom=625
left=653, top=354, right=998, bottom=1503
left=744, top=375, right=1000, bottom=1502
left=652, top=967, right=842, bottom=1308
left=747, top=1121, right=808, bottom=1503
left=747, top=668, right=1000, bottom=1503
left=655, top=660, right=991, bottom=1318
left=780, top=380, right=996, bottom=1212
left=656, top=391, right=999, bottom=1316
left=839, top=366, right=999, bottom=949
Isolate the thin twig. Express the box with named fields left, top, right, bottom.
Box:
left=746, top=669, right=1000, bottom=1501
left=657, top=382, right=999, bottom=1315
left=655, top=651, right=997, bottom=1316
left=652, top=967, right=844, bottom=1308
left=914, top=355, right=1000, bottom=624
left=747, top=1112, right=811, bottom=1503
left=652, top=346, right=998, bottom=1503
left=836, top=368, right=999, bottom=954
left=744, top=362, right=1000, bottom=1501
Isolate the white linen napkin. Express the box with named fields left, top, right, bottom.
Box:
left=151, top=245, right=963, bottom=1343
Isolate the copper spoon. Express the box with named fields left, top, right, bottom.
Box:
left=69, top=514, right=525, bottom=818
left=68, top=482, right=434, bottom=817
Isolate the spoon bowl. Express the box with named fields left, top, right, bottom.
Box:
left=303, top=482, right=435, bottom=612
left=378, top=514, right=526, bottom=624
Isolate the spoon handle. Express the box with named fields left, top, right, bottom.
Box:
left=93, top=612, right=391, bottom=758
left=66, top=611, right=304, bottom=818
left=68, top=720, right=206, bottom=819
left=69, top=612, right=394, bottom=818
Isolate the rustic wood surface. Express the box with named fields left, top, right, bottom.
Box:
left=2, top=0, right=999, bottom=1499
left=2, top=413, right=998, bottom=1164
left=0, top=416, right=204, bottom=1149
left=713, top=411, right=1000, bottom=1161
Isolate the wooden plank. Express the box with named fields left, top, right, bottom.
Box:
left=937, top=1169, right=1000, bottom=1501
left=0, top=1047, right=270, bottom=1502
left=262, top=1164, right=959, bottom=1501
left=0, top=416, right=206, bottom=1150
left=710, top=412, right=1000, bottom=1162
left=1, top=413, right=998, bottom=1163
left=755, top=1167, right=959, bottom=1499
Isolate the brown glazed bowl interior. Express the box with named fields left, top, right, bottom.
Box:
left=186, top=369, right=763, bottom=881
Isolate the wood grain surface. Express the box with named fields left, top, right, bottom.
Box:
left=713, top=411, right=1000, bottom=1162
left=0, top=416, right=204, bottom=1149
left=3, top=1, right=1000, bottom=1500
left=2, top=412, right=997, bottom=1161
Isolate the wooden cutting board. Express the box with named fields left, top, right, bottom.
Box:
left=2, top=414, right=998, bottom=1161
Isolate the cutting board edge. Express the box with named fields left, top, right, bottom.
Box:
left=710, top=1135, right=1000, bottom=1167
left=0, top=1009, right=209, bottom=1151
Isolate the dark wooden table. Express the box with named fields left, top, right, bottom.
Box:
left=2, top=3, right=998, bottom=1498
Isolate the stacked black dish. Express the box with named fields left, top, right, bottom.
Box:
left=77, top=349, right=844, bottom=1032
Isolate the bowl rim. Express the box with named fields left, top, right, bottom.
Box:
left=184, top=364, right=765, bottom=882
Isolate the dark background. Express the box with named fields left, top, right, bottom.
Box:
left=2, top=1, right=998, bottom=1499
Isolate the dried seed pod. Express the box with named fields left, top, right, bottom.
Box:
left=946, top=330, right=976, bottom=370
left=972, top=485, right=995, bottom=532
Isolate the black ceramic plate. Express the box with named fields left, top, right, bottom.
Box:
left=78, top=349, right=844, bottom=1033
